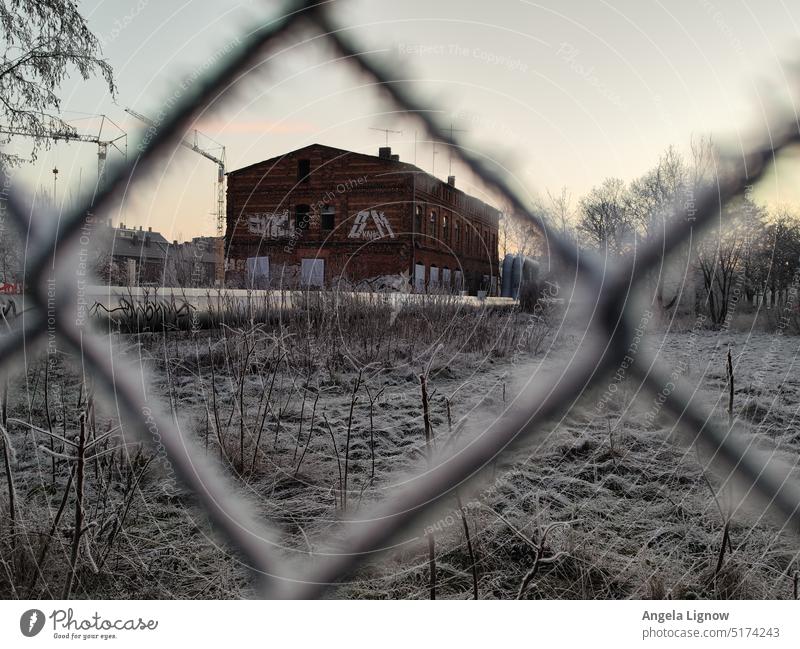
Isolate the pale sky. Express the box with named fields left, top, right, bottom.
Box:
left=8, top=0, right=800, bottom=240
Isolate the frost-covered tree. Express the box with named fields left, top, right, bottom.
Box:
left=0, top=0, right=115, bottom=164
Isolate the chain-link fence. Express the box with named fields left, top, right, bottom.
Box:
left=3, top=0, right=800, bottom=599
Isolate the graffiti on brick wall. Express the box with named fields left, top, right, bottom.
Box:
left=246, top=210, right=291, bottom=237
left=348, top=210, right=395, bottom=240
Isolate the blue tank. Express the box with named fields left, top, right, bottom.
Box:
left=501, top=254, right=539, bottom=299
left=501, top=254, right=515, bottom=297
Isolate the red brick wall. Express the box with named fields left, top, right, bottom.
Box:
left=225, top=144, right=499, bottom=292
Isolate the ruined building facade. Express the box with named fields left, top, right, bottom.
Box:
left=225, top=143, right=500, bottom=294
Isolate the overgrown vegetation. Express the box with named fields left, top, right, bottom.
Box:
left=0, top=294, right=556, bottom=598
left=3, top=291, right=798, bottom=600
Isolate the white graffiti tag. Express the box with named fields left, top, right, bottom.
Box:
left=246, top=210, right=291, bottom=237
left=348, top=210, right=395, bottom=240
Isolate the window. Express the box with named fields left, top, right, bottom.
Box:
left=454, top=220, right=460, bottom=247
left=321, top=206, right=335, bottom=230
left=295, top=204, right=311, bottom=231
left=442, top=214, right=449, bottom=243
left=301, top=258, right=324, bottom=287
left=429, top=265, right=439, bottom=289
left=429, top=210, right=437, bottom=238
left=414, top=263, right=425, bottom=292
left=297, top=159, right=310, bottom=183
left=415, top=205, right=423, bottom=233
left=246, top=256, right=270, bottom=289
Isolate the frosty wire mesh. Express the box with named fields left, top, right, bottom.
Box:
left=2, top=0, right=800, bottom=598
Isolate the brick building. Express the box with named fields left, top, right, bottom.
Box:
left=225, top=143, right=500, bottom=294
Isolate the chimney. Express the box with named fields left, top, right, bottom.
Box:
left=390, top=154, right=399, bottom=161
left=378, top=146, right=391, bottom=159
left=447, top=175, right=456, bottom=187
left=148, top=226, right=152, bottom=232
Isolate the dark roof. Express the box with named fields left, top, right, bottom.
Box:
left=227, top=143, right=500, bottom=216
left=98, top=225, right=170, bottom=261
left=227, top=143, right=423, bottom=177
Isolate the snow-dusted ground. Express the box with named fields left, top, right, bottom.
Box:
left=146, top=322, right=800, bottom=599
left=5, top=318, right=800, bottom=599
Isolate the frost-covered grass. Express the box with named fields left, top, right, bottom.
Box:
left=2, top=300, right=800, bottom=599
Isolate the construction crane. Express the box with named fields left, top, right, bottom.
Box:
left=124, top=107, right=226, bottom=238
left=0, top=116, right=127, bottom=190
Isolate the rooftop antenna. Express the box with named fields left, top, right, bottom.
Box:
left=369, top=126, right=402, bottom=147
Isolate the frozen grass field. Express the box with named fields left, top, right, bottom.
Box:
left=2, top=297, right=800, bottom=599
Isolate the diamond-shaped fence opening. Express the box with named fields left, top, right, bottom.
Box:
left=2, top=0, right=800, bottom=599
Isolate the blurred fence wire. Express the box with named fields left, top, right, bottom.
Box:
left=3, top=0, right=800, bottom=598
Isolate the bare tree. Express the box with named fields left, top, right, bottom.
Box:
left=498, top=204, right=541, bottom=258
left=696, top=197, right=761, bottom=326
left=545, top=186, right=575, bottom=238
left=0, top=0, right=116, bottom=163
left=628, top=146, right=687, bottom=241
left=92, top=251, right=127, bottom=286
left=626, top=146, right=690, bottom=313
left=751, top=208, right=800, bottom=307
left=577, top=177, right=634, bottom=255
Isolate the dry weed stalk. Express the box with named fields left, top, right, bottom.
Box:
left=445, top=396, right=479, bottom=600
left=342, top=369, right=363, bottom=512
left=516, top=521, right=572, bottom=599
left=419, top=370, right=437, bottom=600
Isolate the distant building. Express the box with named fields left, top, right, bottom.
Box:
left=165, top=236, right=222, bottom=287
left=225, top=143, right=501, bottom=294
left=100, top=223, right=170, bottom=285
left=95, top=223, right=222, bottom=287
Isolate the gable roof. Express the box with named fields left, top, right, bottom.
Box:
left=227, top=143, right=423, bottom=177
left=227, top=143, right=501, bottom=218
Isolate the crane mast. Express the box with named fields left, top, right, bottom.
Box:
left=124, top=108, right=226, bottom=238
left=125, top=107, right=226, bottom=286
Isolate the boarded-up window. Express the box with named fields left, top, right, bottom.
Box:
left=414, top=263, right=425, bottom=293
left=429, top=265, right=439, bottom=289
left=301, top=258, right=324, bottom=287
left=246, top=256, right=269, bottom=288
